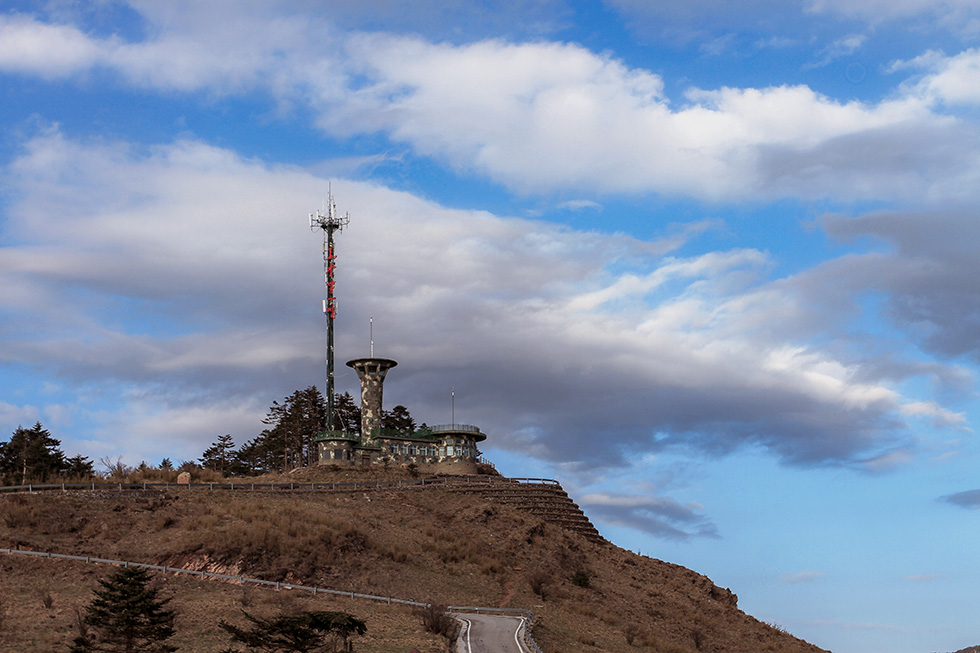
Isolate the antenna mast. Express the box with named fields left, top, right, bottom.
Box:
left=310, top=186, right=350, bottom=435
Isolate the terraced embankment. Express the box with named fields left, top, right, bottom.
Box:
left=445, top=478, right=602, bottom=541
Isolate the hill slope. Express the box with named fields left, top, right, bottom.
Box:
left=0, top=468, right=828, bottom=652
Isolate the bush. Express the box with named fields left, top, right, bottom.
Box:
left=527, top=570, right=551, bottom=600
left=416, top=603, right=456, bottom=638
left=220, top=610, right=366, bottom=652
left=571, top=570, right=591, bottom=588
left=624, top=623, right=640, bottom=646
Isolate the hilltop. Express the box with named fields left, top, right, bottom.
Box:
left=0, top=466, right=828, bottom=652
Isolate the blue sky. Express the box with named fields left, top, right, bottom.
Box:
left=2, top=2, right=980, bottom=651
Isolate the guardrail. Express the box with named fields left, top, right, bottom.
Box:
left=0, top=547, right=543, bottom=652
left=0, top=476, right=559, bottom=494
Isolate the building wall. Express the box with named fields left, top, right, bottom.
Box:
left=317, top=433, right=481, bottom=468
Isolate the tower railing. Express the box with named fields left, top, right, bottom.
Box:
left=429, top=424, right=482, bottom=434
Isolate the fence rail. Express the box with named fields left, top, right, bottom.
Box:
left=0, top=475, right=559, bottom=495
left=1, top=547, right=543, bottom=651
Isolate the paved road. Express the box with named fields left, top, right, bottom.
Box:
left=455, top=613, right=529, bottom=653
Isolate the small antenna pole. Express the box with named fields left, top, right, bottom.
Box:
left=370, top=316, right=374, bottom=358
left=309, top=185, right=350, bottom=434
left=451, top=387, right=455, bottom=428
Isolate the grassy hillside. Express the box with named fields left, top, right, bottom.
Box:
left=0, top=467, right=828, bottom=652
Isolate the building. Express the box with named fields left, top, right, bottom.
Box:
left=315, top=354, right=487, bottom=472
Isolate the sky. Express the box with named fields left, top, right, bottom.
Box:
left=1, top=1, right=979, bottom=651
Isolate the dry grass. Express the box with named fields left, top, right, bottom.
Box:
left=0, top=467, right=830, bottom=653
left=0, top=556, right=446, bottom=653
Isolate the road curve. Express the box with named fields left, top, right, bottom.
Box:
left=455, top=613, right=529, bottom=653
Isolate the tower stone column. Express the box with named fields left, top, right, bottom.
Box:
left=346, top=357, right=397, bottom=442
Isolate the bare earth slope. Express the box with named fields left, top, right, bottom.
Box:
left=0, top=469, right=828, bottom=653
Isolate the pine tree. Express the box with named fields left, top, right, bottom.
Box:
left=199, top=434, right=235, bottom=474
left=381, top=405, right=416, bottom=434
left=0, top=422, right=68, bottom=485
left=66, top=454, right=95, bottom=478
left=259, top=386, right=327, bottom=470
left=332, top=392, right=361, bottom=435
left=70, top=566, right=177, bottom=653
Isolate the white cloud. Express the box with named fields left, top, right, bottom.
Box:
left=780, top=570, right=823, bottom=583
left=3, top=10, right=978, bottom=202
left=806, top=0, right=980, bottom=34
left=917, top=48, right=980, bottom=105
left=0, top=15, right=106, bottom=78
left=805, top=32, right=867, bottom=69
left=0, top=402, right=40, bottom=431
left=899, top=401, right=968, bottom=430
left=557, top=199, right=603, bottom=212
left=579, top=491, right=718, bottom=539
left=332, top=36, right=959, bottom=201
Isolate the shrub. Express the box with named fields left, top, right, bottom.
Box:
left=220, top=610, right=366, bottom=652
left=623, top=623, right=640, bottom=646
left=571, top=570, right=591, bottom=588
left=528, top=570, right=551, bottom=600
left=416, top=603, right=456, bottom=638
left=0, top=496, right=36, bottom=528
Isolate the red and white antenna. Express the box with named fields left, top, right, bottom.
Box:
left=310, top=185, right=350, bottom=433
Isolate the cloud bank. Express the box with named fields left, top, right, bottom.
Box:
left=0, top=130, right=964, bottom=472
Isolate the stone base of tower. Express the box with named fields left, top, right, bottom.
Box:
left=315, top=423, right=487, bottom=474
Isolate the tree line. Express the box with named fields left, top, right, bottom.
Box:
left=0, top=422, right=94, bottom=485
left=0, top=387, right=419, bottom=484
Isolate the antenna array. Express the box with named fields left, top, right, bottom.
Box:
left=309, top=187, right=350, bottom=437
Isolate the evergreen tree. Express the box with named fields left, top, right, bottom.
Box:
left=331, top=392, right=360, bottom=435
left=381, top=405, right=415, bottom=434
left=232, top=436, right=273, bottom=476
left=219, top=610, right=366, bottom=652
left=159, top=458, right=174, bottom=471
left=66, top=454, right=95, bottom=478
left=70, top=566, right=177, bottom=653
left=0, top=422, right=69, bottom=485
left=199, top=434, right=236, bottom=474
left=259, top=386, right=327, bottom=470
